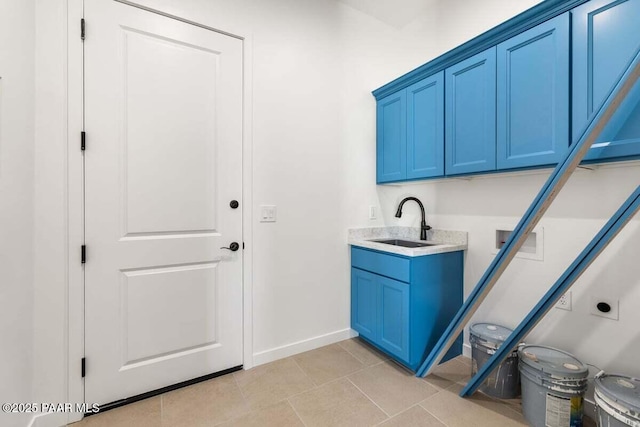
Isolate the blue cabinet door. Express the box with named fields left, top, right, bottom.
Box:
left=573, top=0, right=640, bottom=161
left=445, top=48, right=497, bottom=175
left=497, top=13, right=570, bottom=170
left=351, top=268, right=377, bottom=341
left=406, top=72, right=445, bottom=179
left=376, top=91, right=406, bottom=183
left=377, top=276, right=410, bottom=362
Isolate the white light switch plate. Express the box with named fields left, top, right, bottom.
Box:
left=369, top=206, right=377, bottom=220
left=260, top=205, right=277, bottom=222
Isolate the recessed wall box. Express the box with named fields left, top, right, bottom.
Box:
left=492, top=225, right=544, bottom=261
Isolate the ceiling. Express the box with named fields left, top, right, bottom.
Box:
left=336, top=0, right=438, bottom=28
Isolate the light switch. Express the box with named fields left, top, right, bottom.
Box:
left=369, top=206, right=377, bottom=220
left=260, top=205, right=277, bottom=222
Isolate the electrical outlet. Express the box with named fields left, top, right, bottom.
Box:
left=590, top=295, right=619, bottom=321
left=556, top=291, right=572, bottom=311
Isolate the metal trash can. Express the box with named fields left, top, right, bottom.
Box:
left=469, top=323, right=520, bottom=399
left=594, top=373, right=640, bottom=427
left=519, top=345, right=588, bottom=427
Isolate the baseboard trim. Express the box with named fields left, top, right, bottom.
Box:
left=252, top=328, right=358, bottom=367
left=463, top=343, right=472, bottom=359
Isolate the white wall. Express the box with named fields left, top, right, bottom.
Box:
left=32, top=1, right=73, bottom=425
left=30, top=1, right=640, bottom=424
left=87, top=0, right=352, bottom=360
left=343, top=0, right=640, bottom=378
left=32, top=0, right=381, bottom=416
left=0, top=1, right=35, bottom=426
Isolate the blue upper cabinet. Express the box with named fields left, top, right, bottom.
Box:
left=376, top=91, right=407, bottom=183
left=572, top=0, right=640, bottom=162
left=445, top=48, right=497, bottom=175
left=406, top=72, right=445, bottom=179
left=496, top=13, right=570, bottom=170
left=376, top=73, right=444, bottom=183
left=374, top=0, right=640, bottom=184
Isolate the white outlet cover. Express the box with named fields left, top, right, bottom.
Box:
left=556, top=291, right=572, bottom=311
left=590, top=295, right=619, bottom=321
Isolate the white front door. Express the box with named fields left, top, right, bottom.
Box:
left=84, top=0, right=243, bottom=405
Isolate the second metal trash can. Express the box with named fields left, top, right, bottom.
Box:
left=470, top=322, right=520, bottom=399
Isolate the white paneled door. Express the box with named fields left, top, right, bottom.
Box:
left=84, top=0, right=243, bottom=405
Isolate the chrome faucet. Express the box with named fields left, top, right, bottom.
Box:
left=395, top=197, right=432, bottom=240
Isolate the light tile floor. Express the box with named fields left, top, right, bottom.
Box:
left=69, top=338, right=594, bottom=426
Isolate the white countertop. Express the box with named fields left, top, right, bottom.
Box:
left=348, top=226, right=467, bottom=257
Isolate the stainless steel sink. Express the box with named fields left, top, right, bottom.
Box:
left=371, top=239, right=439, bottom=248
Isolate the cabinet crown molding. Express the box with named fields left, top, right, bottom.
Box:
left=372, top=0, right=588, bottom=101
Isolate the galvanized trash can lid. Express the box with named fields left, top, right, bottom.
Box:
left=595, top=374, right=640, bottom=416
left=518, top=345, right=588, bottom=379
left=470, top=323, right=513, bottom=344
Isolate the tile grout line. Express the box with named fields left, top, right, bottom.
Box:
left=289, top=356, right=322, bottom=388
left=345, top=377, right=392, bottom=420
left=227, top=371, right=253, bottom=425
left=337, top=338, right=392, bottom=367
left=230, top=372, right=249, bottom=401
left=419, top=402, right=451, bottom=427
left=286, top=368, right=356, bottom=402
left=336, top=340, right=362, bottom=361
left=336, top=339, right=381, bottom=366
left=293, top=340, right=385, bottom=387
left=286, top=349, right=381, bottom=404
left=372, top=403, right=422, bottom=426
left=428, top=381, right=527, bottom=426
left=224, top=359, right=319, bottom=425
left=416, top=375, right=466, bottom=427
left=160, top=392, right=164, bottom=424
left=208, top=371, right=253, bottom=426
left=291, top=347, right=368, bottom=388
left=285, top=398, right=310, bottom=427
left=284, top=383, right=319, bottom=402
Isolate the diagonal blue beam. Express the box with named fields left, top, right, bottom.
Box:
left=416, top=45, right=640, bottom=378
left=461, top=184, right=640, bottom=397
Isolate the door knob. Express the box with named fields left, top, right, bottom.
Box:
left=230, top=200, right=239, bottom=209
left=221, top=242, right=240, bottom=252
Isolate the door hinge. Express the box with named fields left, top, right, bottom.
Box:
left=81, top=131, right=86, bottom=151
left=81, top=19, right=85, bottom=41
left=81, top=358, right=86, bottom=378
left=81, top=245, right=86, bottom=264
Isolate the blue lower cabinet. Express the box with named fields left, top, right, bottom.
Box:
left=573, top=0, right=640, bottom=162
left=378, top=276, right=410, bottom=361
left=351, top=268, right=378, bottom=341
left=350, top=247, right=464, bottom=371
left=496, top=13, right=570, bottom=170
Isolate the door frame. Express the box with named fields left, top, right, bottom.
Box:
left=66, top=0, right=254, bottom=421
